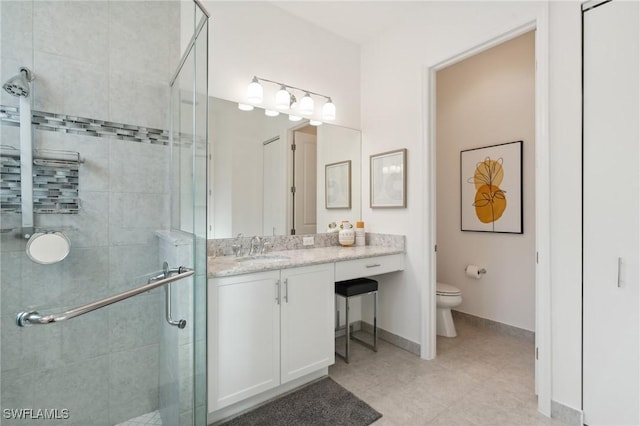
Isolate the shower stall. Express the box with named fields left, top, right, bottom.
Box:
left=0, top=1, right=209, bottom=425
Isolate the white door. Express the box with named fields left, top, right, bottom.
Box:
left=263, top=136, right=286, bottom=236
left=583, top=2, right=639, bottom=425
left=209, top=271, right=281, bottom=410
left=280, top=264, right=334, bottom=383
left=292, top=129, right=317, bottom=235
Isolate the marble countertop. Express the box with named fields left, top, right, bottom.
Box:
left=208, top=245, right=404, bottom=278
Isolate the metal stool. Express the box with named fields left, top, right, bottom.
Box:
left=334, top=277, right=378, bottom=363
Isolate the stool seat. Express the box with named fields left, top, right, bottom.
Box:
left=334, top=278, right=378, bottom=363
left=335, top=278, right=378, bottom=297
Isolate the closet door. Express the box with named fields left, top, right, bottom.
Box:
left=583, top=1, right=639, bottom=425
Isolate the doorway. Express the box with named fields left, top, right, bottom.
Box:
left=425, top=20, right=551, bottom=416
left=435, top=31, right=536, bottom=343
left=288, top=125, right=317, bottom=235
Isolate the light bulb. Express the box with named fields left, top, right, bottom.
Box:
left=238, top=103, right=254, bottom=111
left=289, top=115, right=302, bottom=122
left=275, top=86, right=290, bottom=110
left=309, top=120, right=322, bottom=126
left=322, top=99, right=336, bottom=121
left=247, top=77, right=263, bottom=104
left=299, top=92, right=314, bottom=115
left=265, top=109, right=279, bottom=117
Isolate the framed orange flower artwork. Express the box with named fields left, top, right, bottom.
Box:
left=460, top=140, right=523, bottom=233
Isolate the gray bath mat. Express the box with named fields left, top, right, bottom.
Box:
left=219, top=377, right=382, bottom=426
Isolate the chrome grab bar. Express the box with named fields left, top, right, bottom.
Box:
left=15, top=266, right=194, bottom=327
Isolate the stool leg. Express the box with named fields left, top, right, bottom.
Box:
left=345, top=297, right=350, bottom=364
left=335, top=294, right=339, bottom=332
left=373, top=291, right=378, bottom=352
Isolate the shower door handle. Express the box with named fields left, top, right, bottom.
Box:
left=165, top=283, right=187, bottom=329
left=16, top=265, right=194, bottom=327
left=617, top=257, right=623, bottom=288
left=153, top=262, right=188, bottom=328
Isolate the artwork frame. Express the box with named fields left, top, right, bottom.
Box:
left=325, top=160, right=351, bottom=209
left=460, top=140, right=523, bottom=234
left=370, top=148, right=407, bottom=208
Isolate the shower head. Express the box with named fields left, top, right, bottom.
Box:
left=3, top=67, right=34, bottom=98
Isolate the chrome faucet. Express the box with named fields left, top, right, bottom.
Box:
left=232, top=233, right=244, bottom=257
left=261, top=241, right=272, bottom=255
left=248, top=236, right=262, bottom=256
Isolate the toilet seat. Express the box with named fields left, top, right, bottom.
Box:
left=437, top=282, right=461, bottom=296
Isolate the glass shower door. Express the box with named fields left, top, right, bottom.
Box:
left=166, top=4, right=209, bottom=426
left=0, top=1, right=208, bottom=425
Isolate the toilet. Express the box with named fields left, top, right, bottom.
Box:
left=436, top=282, right=462, bottom=337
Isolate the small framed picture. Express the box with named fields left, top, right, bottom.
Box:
left=370, top=148, right=407, bottom=208
left=325, top=160, right=351, bottom=209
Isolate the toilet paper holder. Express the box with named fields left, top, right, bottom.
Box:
left=464, top=265, right=487, bottom=274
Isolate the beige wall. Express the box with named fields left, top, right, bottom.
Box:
left=436, top=31, right=536, bottom=331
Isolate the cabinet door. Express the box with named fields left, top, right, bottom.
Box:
left=583, top=2, right=639, bottom=424
left=208, top=271, right=281, bottom=410
left=280, top=264, right=335, bottom=383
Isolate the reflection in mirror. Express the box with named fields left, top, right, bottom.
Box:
left=209, top=97, right=361, bottom=238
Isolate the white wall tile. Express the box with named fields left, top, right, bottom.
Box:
left=109, top=293, right=161, bottom=352
left=109, top=140, right=169, bottom=194
left=109, top=344, right=160, bottom=425
left=61, top=246, right=110, bottom=307
left=109, top=1, right=172, bottom=84
left=33, top=356, right=110, bottom=425
left=109, top=71, right=169, bottom=131
left=33, top=51, right=109, bottom=120
left=33, top=1, right=108, bottom=67
left=108, top=244, right=160, bottom=294
left=0, top=0, right=34, bottom=108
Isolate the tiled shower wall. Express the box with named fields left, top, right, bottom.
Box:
left=0, top=2, right=181, bottom=425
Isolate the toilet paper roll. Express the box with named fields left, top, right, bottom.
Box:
left=465, top=265, right=483, bottom=279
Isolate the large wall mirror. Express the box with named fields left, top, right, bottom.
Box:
left=209, top=97, right=362, bottom=238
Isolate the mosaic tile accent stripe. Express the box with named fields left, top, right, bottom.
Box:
left=0, top=155, right=79, bottom=214
left=0, top=105, right=169, bottom=145
left=0, top=156, right=20, bottom=211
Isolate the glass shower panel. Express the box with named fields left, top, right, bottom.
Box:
left=165, top=6, right=208, bottom=426
left=192, top=16, right=209, bottom=426
left=0, top=1, right=208, bottom=425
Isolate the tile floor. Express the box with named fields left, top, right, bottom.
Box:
left=115, top=410, right=163, bottom=426
left=329, top=319, right=566, bottom=425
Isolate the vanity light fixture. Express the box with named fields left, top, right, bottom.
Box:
left=309, top=120, right=322, bottom=126
left=322, top=98, right=336, bottom=121
left=289, top=115, right=303, bottom=122
left=238, top=103, right=254, bottom=111
left=265, top=109, right=279, bottom=117
left=275, top=85, right=290, bottom=110
left=247, top=76, right=263, bottom=104
left=242, top=76, right=335, bottom=120
left=289, top=94, right=298, bottom=109
left=299, top=92, right=314, bottom=115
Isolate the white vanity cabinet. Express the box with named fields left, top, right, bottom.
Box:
left=208, top=263, right=334, bottom=411
left=280, top=264, right=335, bottom=383
left=335, top=253, right=405, bottom=281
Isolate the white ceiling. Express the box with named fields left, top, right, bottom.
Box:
left=270, top=1, right=430, bottom=45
